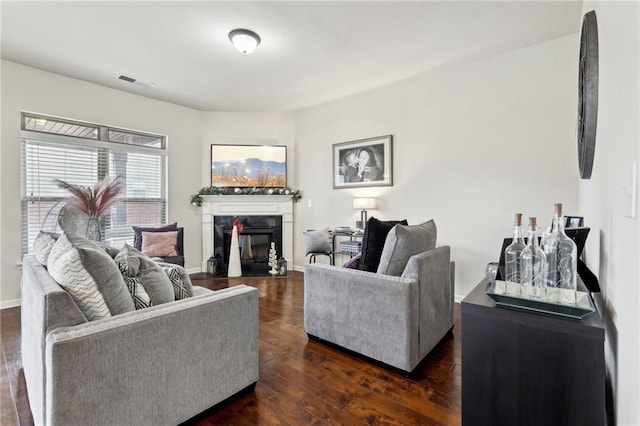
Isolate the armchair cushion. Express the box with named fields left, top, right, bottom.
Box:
left=359, top=217, right=408, bottom=272
left=141, top=230, right=179, bottom=257
left=132, top=222, right=178, bottom=251
left=377, top=220, right=437, bottom=276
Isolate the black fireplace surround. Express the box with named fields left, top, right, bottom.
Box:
left=213, top=215, right=283, bottom=277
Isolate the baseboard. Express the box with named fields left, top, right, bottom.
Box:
left=186, top=266, right=201, bottom=275
left=293, top=264, right=305, bottom=273
left=0, top=298, right=21, bottom=309
left=454, top=294, right=464, bottom=304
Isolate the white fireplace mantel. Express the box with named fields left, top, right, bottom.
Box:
left=200, top=195, right=294, bottom=272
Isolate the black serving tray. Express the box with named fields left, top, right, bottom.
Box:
left=486, top=281, right=595, bottom=320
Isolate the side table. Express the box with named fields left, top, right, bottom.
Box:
left=461, top=280, right=605, bottom=426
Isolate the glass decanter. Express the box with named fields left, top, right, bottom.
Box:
left=541, top=203, right=577, bottom=304
left=521, top=217, right=546, bottom=298
left=504, top=213, right=526, bottom=292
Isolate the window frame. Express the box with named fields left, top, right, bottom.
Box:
left=20, top=112, right=168, bottom=255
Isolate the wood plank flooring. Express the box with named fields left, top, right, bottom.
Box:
left=0, top=271, right=461, bottom=425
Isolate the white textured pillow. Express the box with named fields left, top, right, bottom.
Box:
left=48, top=234, right=112, bottom=321
left=303, top=228, right=332, bottom=253
left=47, top=233, right=135, bottom=320
left=141, top=231, right=178, bottom=257
left=33, top=231, right=59, bottom=265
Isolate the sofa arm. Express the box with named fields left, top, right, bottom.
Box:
left=304, top=264, right=420, bottom=371
left=402, top=246, right=454, bottom=357
left=44, top=285, right=258, bottom=426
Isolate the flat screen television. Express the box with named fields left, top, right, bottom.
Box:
left=211, top=144, right=287, bottom=188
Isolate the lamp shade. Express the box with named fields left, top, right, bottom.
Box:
left=353, top=197, right=377, bottom=210
left=229, top=29, right=261, bottom=54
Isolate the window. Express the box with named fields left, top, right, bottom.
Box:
left=21, top=112, right=167, bottom=255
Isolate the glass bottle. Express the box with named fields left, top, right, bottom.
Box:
left=521, top=217, right=546, bottom=298
left=542, top=203, right=577, bottom=304
left=504, top=213, right=526, bottom=293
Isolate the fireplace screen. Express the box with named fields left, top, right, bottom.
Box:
left=213, top=215, right=283, bottom=277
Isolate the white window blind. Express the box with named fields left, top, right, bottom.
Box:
left=21, top=113, right=167, bottom=255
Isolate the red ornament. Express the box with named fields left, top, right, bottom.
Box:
left=228, top=218, right=244, bottom=235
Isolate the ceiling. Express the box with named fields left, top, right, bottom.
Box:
left=1, top=1, right=583, bottom=112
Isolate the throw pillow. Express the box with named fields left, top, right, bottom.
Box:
left=359, top=217, right=408, bottom=272
left=48, top=233, right=135, bottom=320
left=343, top=253, right=361, bottom=269
left=141, top=231, right=178, bottom=257
left=377, top=219, right=437, bottom=276
left=122, top=276, right=153, bottom=310
left=114, top=244, right=175, bottom=305
left=157, top=262, right=193, bottom=300
left=33, top=231, right=59, bottom=265
left=132, top=222, right=178, bottom=251
left=303, top=228, right=332, bottom=254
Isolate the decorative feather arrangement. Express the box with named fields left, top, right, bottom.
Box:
left=54, top=176, right=123, bottom=218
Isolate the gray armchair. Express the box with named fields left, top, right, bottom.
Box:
left=304, top=244, right=454, bottom=374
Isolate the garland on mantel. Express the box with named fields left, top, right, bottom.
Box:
left=190, top=186, right=302, bottom=207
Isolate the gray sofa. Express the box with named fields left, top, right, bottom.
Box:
left=21, top=255, right=258, bottom=425
left=304, top=245, right=454, bottom=373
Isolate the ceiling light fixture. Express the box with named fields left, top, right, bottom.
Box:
left=229, top=29, right=261, bottom=54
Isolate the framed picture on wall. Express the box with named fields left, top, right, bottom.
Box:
left=332, top=135, right=393, bottom=189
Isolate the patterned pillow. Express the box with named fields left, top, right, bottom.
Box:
left=141, top=231, right=178, bottom=257
left=48, top=233, right=135, bottom=321
left=132, top=223, right=177, bottom=251
left=122, top=276, right=153, bottom=310
left=157, top=262, right=193, bottom=300
left=377, top=220, right=437, bottom=276
left=114, top=244, right=174, bottom=305
left=33, top=231, right=59, bottom=265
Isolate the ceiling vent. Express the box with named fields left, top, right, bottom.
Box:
left=118, top=74, right=156, bottom=88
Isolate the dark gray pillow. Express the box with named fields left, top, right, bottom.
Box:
left=359, top=218, right=408, bottom=272
left=377, top=220, right=437, bottom=276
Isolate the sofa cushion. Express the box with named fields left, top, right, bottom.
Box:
left=114, top=244, right=175, bottom=305
left=132, top=222, right=178, bottom=251
left=33, top=231, right=59, bottom=265
left=141, top=230, right=178, bottom=257
left=377, top=220, right=437, bottom=276
left=359, top=217, right=408, bottom=272
left=303, top=228, right=332, bottom=254
left=47, top=233, right=135, bottom=320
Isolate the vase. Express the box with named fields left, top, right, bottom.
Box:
left=85, top=217, right=102, bottom=242
left=227, top=225, right=242, bottom=277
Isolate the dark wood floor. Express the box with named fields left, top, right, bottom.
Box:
left=1, top=271, right=461, bottom=425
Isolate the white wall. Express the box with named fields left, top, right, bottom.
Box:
left=578, top=2, right=640, bottom=424
left=293, top=34, right=580, bottom=298
left=198, top=111, right=296, bottom=190
left=0, top=60, right=203, bottom=305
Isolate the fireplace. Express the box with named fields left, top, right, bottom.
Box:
left=214, top=215, right=282, bottom=276
left=200, top=195, right=293, bottom=276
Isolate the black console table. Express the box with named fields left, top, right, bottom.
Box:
left=461, top=280, right=605, bottom=426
